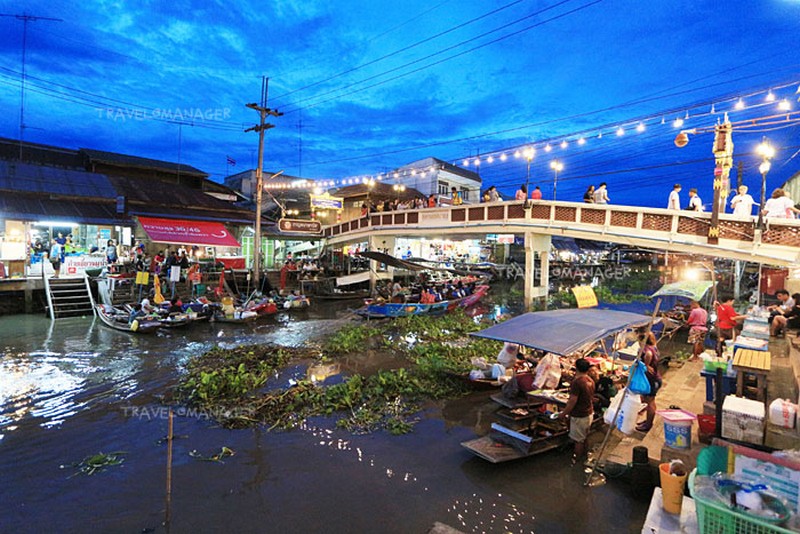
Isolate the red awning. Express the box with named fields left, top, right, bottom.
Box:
left=138, top=216, right=240, bottom=247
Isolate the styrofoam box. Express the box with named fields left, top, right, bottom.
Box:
left=722, top=395, right=765, bottom=445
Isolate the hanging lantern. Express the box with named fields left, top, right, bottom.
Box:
left=674, top=132, right=689, bottom=148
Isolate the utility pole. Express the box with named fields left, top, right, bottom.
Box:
left=0, top=13, right=63, bottom=159
left=245, top=76, right=282, bottom=289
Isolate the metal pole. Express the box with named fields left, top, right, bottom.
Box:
left=757, top=170, right=767, bottom=232
left=553, top=169, right=559, bottom=201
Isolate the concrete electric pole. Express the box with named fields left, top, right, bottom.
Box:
left=245, top=76, right=282, bottom=289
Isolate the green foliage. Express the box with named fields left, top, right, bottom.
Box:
left=324, top=324, right=381, bottom=353
left=177, top=312, right=498, bottom=435
left=64, top=451, right=126, bottom=476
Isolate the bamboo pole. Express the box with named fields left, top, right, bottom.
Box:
left=165, top=408, right=174, bottom=532
left=584, top=299, right=661, bottom=487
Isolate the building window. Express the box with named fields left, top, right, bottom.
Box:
left=438, top=181, right=450, bottom=195
left=460, top=187, right=470, bottom=201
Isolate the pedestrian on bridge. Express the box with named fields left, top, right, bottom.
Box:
left=515, top=184, right=527, bottom=201
left=530, top=186, right=542, bottom=200
left=593, top=182, right=609, bottom=204
left=667, top=184, right=682, bottom=210
left=583, top=185, right=595, bottom=203
left=688, top=188, right=704, bottom=211
left=730, top=185, right=755, bottom=217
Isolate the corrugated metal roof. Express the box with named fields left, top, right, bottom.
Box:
left=0, top=196, right=125, bottom=225
left=0, top=161, right=117, bottom=199
left=81, top=148, right=207, bottom=176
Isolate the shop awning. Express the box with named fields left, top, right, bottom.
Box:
left=470, top=308, right=651, bottom=355
left=138, top=216, right=240, bottom=247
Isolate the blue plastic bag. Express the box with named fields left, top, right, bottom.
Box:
left=629, top=359, right=651, bottom=395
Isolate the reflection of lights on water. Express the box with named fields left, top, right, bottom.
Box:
left=449, top=493, right=534, bottom=533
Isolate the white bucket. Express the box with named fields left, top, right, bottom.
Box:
left=616, top=392, right=641, bottom=435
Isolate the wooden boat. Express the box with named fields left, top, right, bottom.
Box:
left=312, top=290, right=370, bottom=301
left=356, top=284, right=489, bottom=319
left=211, top=310, right=259, bottom=323
left=95, top=304, right=161, bottom=334
left=244, top=299, right=279, bottom=316
left=461, top=417, right=605, bottom=463
left=461, top=308, right=653, bottom=463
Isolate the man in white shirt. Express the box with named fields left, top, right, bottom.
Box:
left=593, top=182, right=610, bottom=204
left=667, top=184, right=681, bottom=210
left=688, top=188, right=703, bottom=211
left=730, top=185, right=755, bottom=217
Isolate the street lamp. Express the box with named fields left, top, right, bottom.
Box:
left=393, top=183, right=406, bottom=201
left=549, top=159, right=564, bottom=201
left=366, top=178, right=376, bottom=212
left=523, top=147, right=535, bottom=207
left=756, top=138, right=775, bottom=231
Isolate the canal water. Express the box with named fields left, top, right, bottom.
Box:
left=1, top=299, right=650, bottom=533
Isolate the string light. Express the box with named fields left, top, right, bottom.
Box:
left=544, top=144, right=552, bottom=152
left=500, top=153, right=508, bottom=161
left=636, top=122, right=645, bottom=132
left=735, top=98, right=745, bottom=110
left=487, top=155, right=494, bottom=163
left=577, top=137, right=586, bottom=145
left=560, top=140, right=568, bottom=149
left=616, top=126, right=625, bottom=136
left=673, top=117, right=684, bottom=128
left=462, top=159, right=469, bottom=166
left=778, top=99, right=792, bottom=111
left=766, top=90, right=776, bottom=102
left=513, top=149, right=521, bottom=158
left=597, top=132, right=603, bottom=139
left=473, top=157, right=480, bottom=166
left=710, top=104, right=715, bottom=114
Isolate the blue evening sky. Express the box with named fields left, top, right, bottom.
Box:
left=1, top=0, right=799, bottom=207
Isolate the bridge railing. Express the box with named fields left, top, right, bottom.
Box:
left=323, top=200, right=800, bottom=248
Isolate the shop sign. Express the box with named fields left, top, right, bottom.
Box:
left=418, top=211, right=450, bottom=226
left=497, top=234, right=515, bottom=244
left=310, top=194, right=343, bottom=210
left=278, top=218, right=322, bottom=234
left=63, top=255, right=107, bottom=276
left=571, top=285, right=598, bottom=308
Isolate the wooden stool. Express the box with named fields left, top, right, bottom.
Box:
left=732, top=348, right=770, bottom=402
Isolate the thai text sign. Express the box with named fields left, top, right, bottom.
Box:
left=310, top=195, right=343, bottom=210
left=278, top=218, right=322, bottom=234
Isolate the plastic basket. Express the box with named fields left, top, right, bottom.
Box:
left=689, top=470, right=796, bottom=534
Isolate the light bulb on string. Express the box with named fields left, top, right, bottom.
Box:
left=473, top=157, right=480, bottom=166
left=660, top=117, right=665, bottom=125
left=544, top=144, right=552, bottom=152
left=616, top=126, right=625, bottom=136
left=735, top=98, right=745, bottom=110
left=636, top=122, right=645, bottom=132
left=560, top=140, right=568, bottom=149
left=710, top=104, right=716, bottom=114
left=462, top=159, right=469, bottom=166
left=766, top=90, right=776, bottom=102
left=487, top=155, right=494, bottom=163
left=684, top=110, right=690, bottom=120
left=597, top=132, right=603, bottom=139
left=514, top=150, right=521, bottom=158
left=393, top=172, right=399, bottom=178
left=578, top=137, right=586, bottom=145
left=500, top=153, right=508, bottom=161
left=673, top=117, right=684, bottom=128
left=778, top=99, right=791, bottom=111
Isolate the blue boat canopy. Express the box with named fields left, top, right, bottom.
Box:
left=470, top=308, right=652, bottom=356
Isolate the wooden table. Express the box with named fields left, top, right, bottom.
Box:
left=732, top=348, right=771, bottom=401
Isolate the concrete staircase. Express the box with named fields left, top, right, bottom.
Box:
left=44, top=275, right=94, bottom=319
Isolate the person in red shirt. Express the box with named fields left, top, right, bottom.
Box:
left=714, top=295, right=746, bottom=356
left=529, top=186, right=543, bottom=200
left=559, top=358, right=595, bottom=465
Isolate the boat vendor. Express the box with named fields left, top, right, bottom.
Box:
left=391, top=280, right=405, bottom=303
left=558, top=358, right=595, bottom=466
left=714, top=294, right=747, bottom=356
left=128, top=304, right=145, bottom=324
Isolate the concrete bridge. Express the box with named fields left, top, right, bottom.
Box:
left=323, top=200, right=800, bottom=307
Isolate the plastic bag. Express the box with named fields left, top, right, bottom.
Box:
left=533, top=353, right=561, bottom=390
left=629, top=360, right=651, bottom=395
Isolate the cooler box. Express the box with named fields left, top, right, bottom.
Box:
left=769, top=399, right=797, bottom=429
left=722, top=396, right=765, bottom=445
